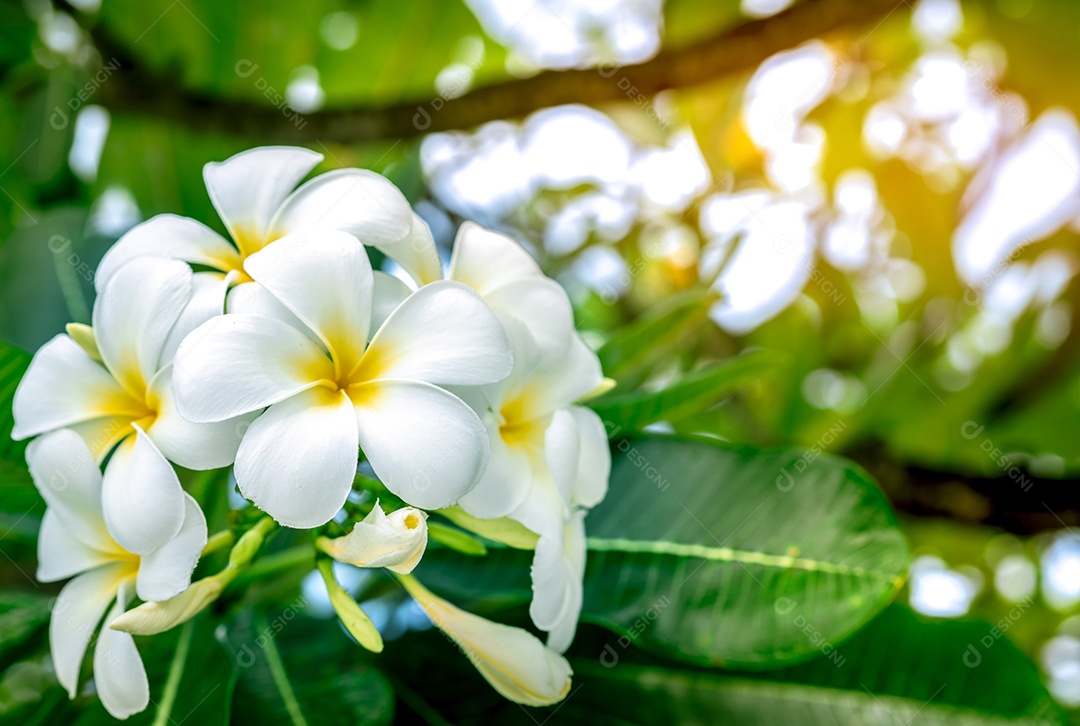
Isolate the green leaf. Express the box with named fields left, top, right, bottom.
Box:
left=0, top=592, right=49, bottom=669
left=383, top=607, right=1063, bottom=726
left=97, top=0, right=510, bottom=106
left=0, top=339, right=30, bottom=462
left=566, top=606, right=1065, bottom=725
left=416, top=436, right=908, bottom=669
left=224, top=611, right=395, bottom=726
left=588, top=349, right=784, bottom=433
left=596, top=288, right=711, bottom=382
left=582, top=436, right=908, bottom=667
left=0, top=340, right=40, bottom=544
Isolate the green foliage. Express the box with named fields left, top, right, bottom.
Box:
left=383, top=606, right=1065, bottom=725
left=223, top=612, right=394, bottom=726
left=589, top=349, right=784, bottom=433
left=418, top=435, right=908, bottom=667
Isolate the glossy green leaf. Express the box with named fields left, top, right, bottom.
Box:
left=588, top=349, right=784, bottom=433
left=385, top=606, right=1063, bottom=725
left=583, top=436, right=908, bottom=667
left=568, top=606, right=1065, bottom=725
left=417, top=436, right=908, bottom=668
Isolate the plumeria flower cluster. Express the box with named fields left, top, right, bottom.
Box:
left=12, top=147, right=611, bottom=718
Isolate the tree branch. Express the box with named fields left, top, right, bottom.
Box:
left=66, top=0, right=906, bottom=143
left=854, top=447, right=1080, bottom=536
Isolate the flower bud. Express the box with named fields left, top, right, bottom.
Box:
left=108, top=572, right=230, bottom=636
left=399, top=575, right=572, bottom=706
left=324, top=502, right=427, bottom=574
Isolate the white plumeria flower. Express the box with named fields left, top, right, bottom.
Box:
left=399, top=575, right=572, bottom=707
left=29, top=429, right=207, bottom=720
left=447, top=223, right=585, bottom=349
left=12, top=258, right=250, bottom=555
left=171, top=231, right=512, bottom=528
left=433, top=223, right=612, bottom=652
left=474, top=322, right=611, bottom=652
left=94, top=146, right=442, bottom=304
left=322, top=501, right=428, bottom=573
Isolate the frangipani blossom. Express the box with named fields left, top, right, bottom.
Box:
left=172, top=231, right=513, bottom=528
left=322, top=501, right=428, bottom=573
left=470, top=321, right=611, bottom=652
left=449, top=221, right=580, bottom=349
left=94, top=147, right=442, bottom=296
left=440, top=223, right=612, bottom=653
left=399, top=575, right=572, bottom=707
left=29, top=429, right=206, bottom=720
left=12, top=258, right=250, bottom=555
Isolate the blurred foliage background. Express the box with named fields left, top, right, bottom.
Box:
left=4, top=0, right=1080, bottom=722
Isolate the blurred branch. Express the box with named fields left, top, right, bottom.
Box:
left=60, top=0, right=906, bottom=142
left=856, top=447, right=1080, bottom=536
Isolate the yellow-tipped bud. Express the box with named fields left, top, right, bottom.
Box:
left=322, top=502, right=428, bottom=574
left=398, top=575, right=572, bottom=707
left=109, top=572, right=230, bottom=636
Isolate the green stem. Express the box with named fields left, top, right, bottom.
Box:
left=256, top=612, right=309, bottom=726
left=233, top=545, right=315, bottom=586
left=202, top=530, right=235, bottom=557
left=152, top=619, right=194, bottom=726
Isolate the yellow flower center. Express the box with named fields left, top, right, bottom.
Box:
left=497, top=397, right=546, bottom=451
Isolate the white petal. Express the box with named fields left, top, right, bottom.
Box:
left=541, top=406, right=611, bottom=511
left=26, top=430, right=114, bottom=551
left=534, top=333, right=605, bottom=410
left=204, top=146, right=323, bottom=249
left=95, top=214, right=241, bottom=292
left=159, top=271, right=229, bottom=365
left=530, top=533, right=573, bottom=636
left=145, top=366, right=253, bottom=470
left=37, top=509, right=117, bottom=583
left=93, top=257, right=192, bottom=397
left=538, top=513, right=587, bottom=654
left=326, top=502, right=428, bottom=573
left=136, top=493, right=207, bottom=602
left=12, top=335, right=140, bottom=441
left=353, top=380, right=488, bottom=510
left=496, top=321, right=603, bottom=421
left=94, top=583, right=149, bottom=719
left=101, top=427, right=185, bottom=555
left=50, top=564, right=129, bottom=698
left=244, top=231, right=374, bottom=372
left=449, top=221, right=543, bottom=293
left=402, top=576, right=572, bottom=707
left=509, top=473, right=566, bottom=542
left=371, top=271, right=411, bottom=337
left=225, top=281, right=316, bottom=343
left=268, top=168, right=413, bottom=248
left=356, top=281, right=511, bottom=387
left=567, top=406, right=610, bottom=508
left=484, top=277, right=576, bottom=351
left=544, top=409, right=582, bottom=508
left=172, top=314, right=330, bottom=423
left=234, top=387, right=358, bottom=528
left=374, top=212, right=443, bottom=286
left=458, top=419, right=535, bottom=519
left=65, top=416, right=137, bottom=464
